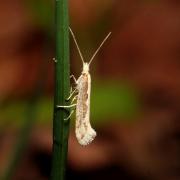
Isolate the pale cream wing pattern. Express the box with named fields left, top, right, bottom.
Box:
left=75, top=73, right=96, bottom=145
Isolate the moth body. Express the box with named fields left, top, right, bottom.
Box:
left=64, top=28, right=111, bottom=146
left=75, top=63, right=96, bottom=145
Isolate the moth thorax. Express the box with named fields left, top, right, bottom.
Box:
left=82, top=62, right=89, bottom=73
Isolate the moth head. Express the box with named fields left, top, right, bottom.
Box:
left=82, top=62, right=89, bottom=73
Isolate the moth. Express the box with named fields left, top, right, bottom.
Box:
left=58, top=28, right=111, bottom=146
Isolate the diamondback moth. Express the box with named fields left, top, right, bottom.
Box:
left=57, top=28, right=111, bottom=146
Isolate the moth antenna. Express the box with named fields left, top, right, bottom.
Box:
left=88, top=32, right=111, bottom=65
left=69, top=27, right=85, bottom=64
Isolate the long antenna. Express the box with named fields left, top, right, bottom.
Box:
left=69, top=27, right=85, bottom=64
left=88, top=32, right=111, bottom=65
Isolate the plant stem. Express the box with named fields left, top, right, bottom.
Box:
left=51, top=0, right=70, bottom=179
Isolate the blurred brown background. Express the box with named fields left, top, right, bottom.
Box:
left=0, top=0, right=180, bottom=179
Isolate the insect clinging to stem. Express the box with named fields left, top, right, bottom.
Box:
left=57, top=28, right=111, bottom=146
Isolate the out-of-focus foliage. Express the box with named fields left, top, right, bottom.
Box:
left=91, top=81, right=139, bottom=124
left=25, top=0, right=53, bottom=30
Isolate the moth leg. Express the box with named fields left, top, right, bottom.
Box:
left=69, top=86, right=74, bottom=96
left=57, top=104, right=77, bottom=109
left=70, top=75, right=77, bottom=84
left=66, top=88, right=78, bottom=101
left=64, top=109, right=75, bottom=121
left=57, top=104, right=76, bottom=121
left=71, top=95, right=78, bottom=104
left=57, top=104, right=76, bottom=109
left=70, top=86, right=72, bottom=93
